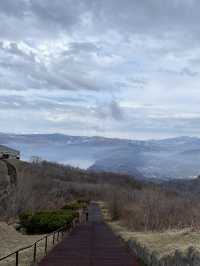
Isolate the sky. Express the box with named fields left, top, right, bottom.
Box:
left=1, top=0, right=200, bottom=140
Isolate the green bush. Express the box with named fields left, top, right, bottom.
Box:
left=19, top=211, right=33, bottom=226
left=19, top=210, right=76, bottom=234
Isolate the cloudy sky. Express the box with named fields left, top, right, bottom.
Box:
left=1, top=0, right=200, bottom=139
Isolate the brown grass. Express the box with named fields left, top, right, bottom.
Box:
left=109, top=221, right=200, bottom=259
left=0, top=222, right=64, bottom=266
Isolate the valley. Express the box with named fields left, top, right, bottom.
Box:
left=1, top=133, right=200, bottom=180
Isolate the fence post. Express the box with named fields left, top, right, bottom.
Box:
left=0, top=220, right=76, bottom=265
left=44, top=236, right=48, bottom=255
left=33, top=243, right=37, bottom=263
left=53, top=232, right=55, bottom=245
left=16, top=251, right=19, bottom=266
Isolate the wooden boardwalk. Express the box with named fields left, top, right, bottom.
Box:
left=39, top=204, right=139, bottom=266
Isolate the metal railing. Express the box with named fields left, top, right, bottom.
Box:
left=0, top=217, right=81, bottom=266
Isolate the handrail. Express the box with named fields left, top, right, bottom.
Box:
left=0, top=216, right=82, bottom=266
left=0, top=226, right=64, bottom=261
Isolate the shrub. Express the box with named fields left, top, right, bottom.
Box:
left=19, top=210, right=76, bottom=234
left=19, top=211, right=33, bottom=226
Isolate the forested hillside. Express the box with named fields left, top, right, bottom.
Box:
left=0, top=159, right=142, bottom=218
left=1, top=159, right=200, bottom=232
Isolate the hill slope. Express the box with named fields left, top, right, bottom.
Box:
left=0, top=159, right=142, bottom=218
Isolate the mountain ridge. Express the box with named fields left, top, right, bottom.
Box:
left=0, top=133, right=200, bottom=180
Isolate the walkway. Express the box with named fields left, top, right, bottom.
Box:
left=39, top=203, right=139, bottom=266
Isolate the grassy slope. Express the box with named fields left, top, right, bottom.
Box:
left=109, top=222, right=200, bottom=257
left=0, top=222, right=43, bottom=258
left=0, top=221, right=63, bottom=266
left=99, top=201, right=200, bottom=261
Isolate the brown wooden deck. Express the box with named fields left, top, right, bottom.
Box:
left=39, top=203, right=140, bottom=266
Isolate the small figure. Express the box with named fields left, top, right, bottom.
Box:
left=85, top=209, right=89, bottom=222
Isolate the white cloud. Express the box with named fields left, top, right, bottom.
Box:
left=0, top=0, right=200, bottom=138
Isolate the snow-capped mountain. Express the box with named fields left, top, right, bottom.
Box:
left=1, top=133, right=200, bottom=180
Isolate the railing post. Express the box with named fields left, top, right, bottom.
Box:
left=53, top=232, right=55, bottom=245
left=16, top=251, right=19, bottom=266
left=33, top=243, right=37, bottom=263
left=44, top=236, right=48, bottom=255
left=0, top=215, right=85, bottom=265
left=0, top=218, right=79, bottom=265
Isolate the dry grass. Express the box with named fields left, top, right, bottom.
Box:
left=0, top=222, right=63, bottom=266
left=109, top=222, right=200, bottom=257
left=98, top=201, right=200, bottom=261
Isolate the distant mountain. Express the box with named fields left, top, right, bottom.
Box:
left=1, top=133, right=200, bottom=180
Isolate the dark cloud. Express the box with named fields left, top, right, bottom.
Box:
left=180, top=67, right=198, bottom=77
left=0, top=0, right=27, bottom=17
left=91, top=0, right=200, bottom=38
left=29, top=0, right=89, bottom=30
left=110, top=100, right=124, bottom=120
left=0, top=0, right=199, bottom=44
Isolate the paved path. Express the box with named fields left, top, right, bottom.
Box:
left=39, top=203, right=139, bottom=266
